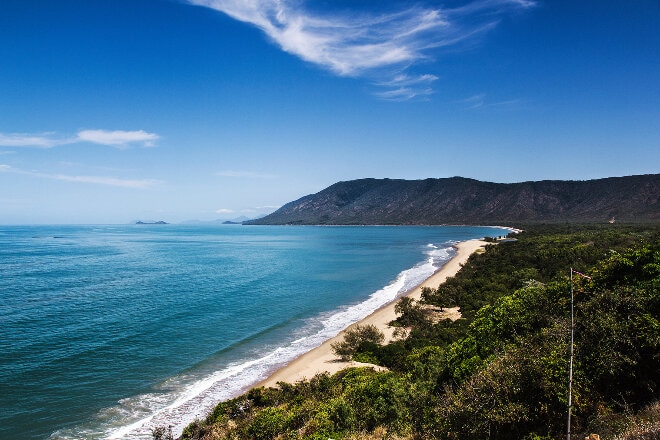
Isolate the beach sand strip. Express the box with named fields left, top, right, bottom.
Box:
left=259, top=239, right=486, bottom=388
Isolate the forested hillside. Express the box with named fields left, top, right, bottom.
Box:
left=178, top=224, right=660, bottom=440
left=247, top=175, right=659, bottom=225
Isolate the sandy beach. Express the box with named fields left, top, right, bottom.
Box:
left=260, top=238, right=487, bottom=388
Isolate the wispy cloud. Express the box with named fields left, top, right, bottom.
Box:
left=450, top=0, right=536, bottom=16
left=459, top=93, right=522, bottom=109
left=187, top=0, right=535, bottom=99
left=461, top=93, right=487, bottom=109
left=0, top=129, right=160, bottom=148
left=215, top=170, right=277, bottom=179
left=0, top=132, right=68, bottom=148
left=0, top=164, right=160, bottom=188
left=76, top=130, right=160, bottom=148
left=374, top=73, right=438, bottom=100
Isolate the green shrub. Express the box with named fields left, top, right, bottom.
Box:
left=393, top=296, right=428, bottom=327
left=331, top=324, right=384, bottom=361
left=247, top=407, right=288, bottom=440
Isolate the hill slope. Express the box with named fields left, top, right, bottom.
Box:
left=247, top=174, right=659, bottom=225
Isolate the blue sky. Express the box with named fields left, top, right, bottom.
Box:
left=1, top=0, right=658, bottom=224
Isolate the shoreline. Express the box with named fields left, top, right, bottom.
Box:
left=259, top=238, right=487, bottom=388
left=106, top=236, right=493, bottom=439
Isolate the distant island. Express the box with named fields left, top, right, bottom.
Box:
left=246, top=174, right=659, bottom=225
left=135, top=220, right=168, bottom=225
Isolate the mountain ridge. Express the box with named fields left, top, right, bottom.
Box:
left=246, top=174, right=659, bottom=225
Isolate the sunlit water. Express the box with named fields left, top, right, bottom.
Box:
left=0, top=224, right=508, bottom=439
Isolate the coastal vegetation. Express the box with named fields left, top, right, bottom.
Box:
left=178, top=223, right=659, bottom=440
left=331, top=325, right=385, bottom=362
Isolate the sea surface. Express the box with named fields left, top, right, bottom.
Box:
left=0, top=224, right=509, bottom=439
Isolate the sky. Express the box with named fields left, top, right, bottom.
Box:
left=0, top=0, right=658, bottom=224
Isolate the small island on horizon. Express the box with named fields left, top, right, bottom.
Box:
left=135, top=220, right=168, bottom=225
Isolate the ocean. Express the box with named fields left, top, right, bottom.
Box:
left=0, top=224, right=509, bottom=439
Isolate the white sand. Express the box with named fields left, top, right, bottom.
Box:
left=259, top=239, right=486, bottom=387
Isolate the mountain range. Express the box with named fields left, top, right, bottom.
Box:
left=246, top=174, right=659, bottom=225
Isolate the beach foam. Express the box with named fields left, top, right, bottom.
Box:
left=51, top=243, right=455, bottom=439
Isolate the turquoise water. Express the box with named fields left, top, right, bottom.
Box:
left=0, top=225, right=508, bottom=439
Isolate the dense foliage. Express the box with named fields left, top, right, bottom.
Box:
left=331, top=325, right=385, bottom=362
left=179, top=224, right=659, bottom=440
left=247, top=175, right=659, bottom=225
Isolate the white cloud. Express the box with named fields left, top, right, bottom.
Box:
left=215, top=208, right=234, bottom=214
left=0, top=129, right=160, bottom=148
left=375, top=87, right=434, bottom=101
left=374, top=73, right=438, bottom=100
left=0, top=164, right=159, bottom=189
left=76, top=129, right=160, bottom=148
left=188, top=0, right=447, bottom=77
left=0, top=132, right=71, bottom=148
left=187, top=0, right=535, bottom=99
left=451, top=0, right=536, bottom=15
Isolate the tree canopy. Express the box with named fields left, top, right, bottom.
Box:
left=177, top=224, right=660, bottom=440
